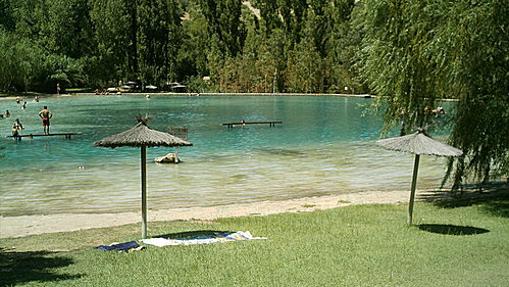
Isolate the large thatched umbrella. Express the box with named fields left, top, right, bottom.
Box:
left=95, top=119, right=192, bottom=238
left=376, top=129, right=462, bottom=225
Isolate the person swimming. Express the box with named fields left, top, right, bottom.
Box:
left=12, top=118, right=24, bottom=139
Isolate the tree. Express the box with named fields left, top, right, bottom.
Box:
left=166, top=0, right=184, bottom=82
left=437, top=1, right=509, bottom=188
left=355, top=0, right=442, bottom=135
left=256, top=28, right=288, bottom=93
left=178, top=2, right=210, bottom=79
left=0, top=31, right=34, bottom=91
left=137, top=0, right=182, bottom=86
left=43, top=0, right=95, bottom=58
left=278, top=0, right=307, bottom=44
left=285, top=8, right=323, bottom=93
left=323, top=0, right=360, bottom=93
left=90, top=0, right=132, bottom=85
left=253, top=0, right=281, bottom=35
left=355, top=0, right=509, bottom=188
left=198, top=0, right=246, bottom=58
left=0, top=0, right=16, bottom=31
left=1, top=0, right=364, bottom=94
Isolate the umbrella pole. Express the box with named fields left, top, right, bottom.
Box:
left=408, top=154, right=420, bottom=225
left=141, top=146, right=147, bottom=239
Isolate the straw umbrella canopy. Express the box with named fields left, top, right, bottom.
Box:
left=376, top=129, right=462, bottom=225
left=95, top=119, right=192, bottom=239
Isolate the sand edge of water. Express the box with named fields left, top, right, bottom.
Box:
left=0, top=190, right=411, bottom=239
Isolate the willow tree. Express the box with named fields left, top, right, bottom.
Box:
left=355, top=0, right=509, bottom=189
left=435, top=1, right=509, bottom=188
left=355, top=0, right=443, bottom=135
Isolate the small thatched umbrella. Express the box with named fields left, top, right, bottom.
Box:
left=376, top=129, right=462, bottom=225
left=95, top=118, right=192, bottom=238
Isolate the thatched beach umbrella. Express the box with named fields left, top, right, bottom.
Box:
left=95, top=119, right=192, bottom=238
left=376, top=129, right=462, bottom=225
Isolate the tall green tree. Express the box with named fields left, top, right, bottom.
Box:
left=178, top=2, right=211, bottom=79
left=198, top=0, right=246, bottom=58
left=285, top=8, right=323, bottom=93
left=43, top=0, right=95, bottom=58
left=278, top=0, right=307, bottom=44
left=12, top=0, right=48, bottom=41
left=137, top=0, right=182, bottom=86
left=253, top=0, right=281, bottom=35
left=0, top=0, right=16, bottom=31
left=323, top=0, right=359, bottom=93
left=257, top=28, right=288, bottom=93
left=0, top=31, right=35, bottom=91
left=5, top=0, right=89, bottom=91
left=253, top=0, right=307, bottom=44
left=90, top=0, right=132, bottom=85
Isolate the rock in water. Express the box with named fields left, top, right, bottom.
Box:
left=154, top=152, right=180, bottom=164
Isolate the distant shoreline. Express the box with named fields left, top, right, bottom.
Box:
left=1, top=92, right=373, bottom=98
left=0, top=92, right=460, bottom=102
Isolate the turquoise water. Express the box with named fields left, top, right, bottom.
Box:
left=0, top=95, right=449, bottom=216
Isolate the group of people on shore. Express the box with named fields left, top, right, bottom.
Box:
left=6, top=97, right=53, bottom=139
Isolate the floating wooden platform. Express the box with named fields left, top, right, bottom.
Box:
left=7, top=132, right=81, bottom=140
left=222, top=121, right=282, bottom=128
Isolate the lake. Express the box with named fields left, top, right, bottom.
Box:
left=0, top=94, right=449, bottom=216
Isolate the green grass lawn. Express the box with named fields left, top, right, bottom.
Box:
left=1, top=197, right=508, bottom=287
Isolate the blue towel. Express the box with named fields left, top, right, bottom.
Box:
left=96, top=241, right=139, bottom=252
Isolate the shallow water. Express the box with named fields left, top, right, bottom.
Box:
left=0, top=95, right=449, bottom=216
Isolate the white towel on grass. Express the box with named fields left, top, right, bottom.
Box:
left=141, top=231, right=266, bottom=247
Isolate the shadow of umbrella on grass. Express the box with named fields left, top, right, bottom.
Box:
left=376, top=129, right=462, bottom=225
left=418, top=224, right=489, bottom=235
left=95, top=117, right=192, bottom=239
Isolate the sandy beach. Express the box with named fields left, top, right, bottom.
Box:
left=0, top=190, right=412, bottom=238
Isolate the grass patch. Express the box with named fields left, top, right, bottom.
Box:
left=1, top=201, right=509, bottom=286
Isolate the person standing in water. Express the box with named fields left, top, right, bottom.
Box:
left=39, top=106, right=52, bottom=135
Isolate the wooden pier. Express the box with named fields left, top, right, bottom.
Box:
left=222, top=121, right=282, bottom=128
left=7, top=132, right=81, bottom=140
